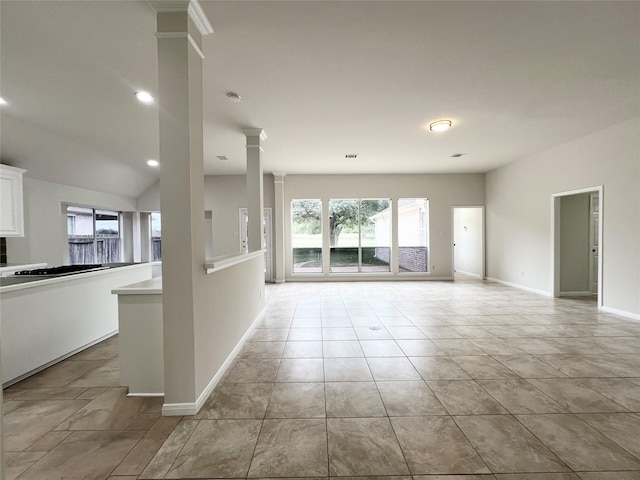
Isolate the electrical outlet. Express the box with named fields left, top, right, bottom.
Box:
left=432, top=265, right=436, bottom=271
left=520, top=270, right=524, bottom=277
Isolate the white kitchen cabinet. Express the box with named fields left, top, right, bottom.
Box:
left=0, top=164, right=26, bottom=237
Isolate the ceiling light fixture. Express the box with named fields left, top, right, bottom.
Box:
left=0, top=97, right=7, bottom=106
left=226, top=92, right=241, bottom=103
left=135, top=91, right=154, bottom=104
left=147, top=159, right=159, bottom=167
left=429, top=120, right=452, bottom=132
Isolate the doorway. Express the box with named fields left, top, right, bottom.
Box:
left=239, top=207, right=273, bottom=283
left=452, top=206, right=484, bottom=279
left=552, top=186, right=603, bottom=306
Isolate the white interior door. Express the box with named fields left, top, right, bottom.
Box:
left=452, top=206, right=484, bottom=278
left=589, top=193, right=599, bottom=294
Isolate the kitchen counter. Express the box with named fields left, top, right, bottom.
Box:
left=113, top=277, right=164, bottom=396
left=0, top=263, right=141, bottom=291
left=0, top=262, right=47, bottom=277
left=1, top=262, right=153, bottom=386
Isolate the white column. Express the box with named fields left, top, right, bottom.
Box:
left=273, top=172, right=286, bottom=283
left=151, top=0, right=212, bottom=407
left=244, top=129, right=266, bottom=253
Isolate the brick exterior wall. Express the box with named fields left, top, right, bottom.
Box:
left=375, top=246, right=391, bottom=264
left=373, top=246, right=428, bottom=272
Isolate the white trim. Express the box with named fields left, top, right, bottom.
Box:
left=558, top=291, right=593, bottom=297
left=148, top=1, right=189, bottom=12
left=155, top=32, right=205, bottom=59
left=149, top=0, right=213, bottom=36
left=286, top=275, right=454, bottom=282
left=485, top=277, right=552, bottom=297
left=600, top=306, right=640, bottom=321
left=204, top=250, right=264, bottom=274
left=188, top=0, right=214, bottom=36
left=187, top=34, right=205, bottom=59
left=162, top=306, right=267, bottom=416
left=243, top=128, right=267, bottom=141
left=454, top=270, right=482, bottom=278
left=127, top=392, right=165, bottom=397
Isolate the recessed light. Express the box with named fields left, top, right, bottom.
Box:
left=0, top=97, right=7, bottom=106
left=429, top=120, right=452, bottom=132
left=147, top=159, right=159, bottom=167
left=226, top=92, right=241, bottom=103
left=135, top=91, right=154, bottom=104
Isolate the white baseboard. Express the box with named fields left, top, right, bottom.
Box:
left=2, top=330, right=118, bottom=388
left=454, top=270, right=482, bottom=278
left=161, top=306, right=267, bottom=416
left=485, top=277, right=552, bottom=297
left=286, top=275, right=454, bottom=282
left=559, top=291, right=593, bottom=297
left=600, top=305, right=640, bottom=321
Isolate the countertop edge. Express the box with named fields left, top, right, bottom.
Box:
left=0, top=263, right=152, bottom=294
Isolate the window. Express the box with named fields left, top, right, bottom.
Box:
left=329, top=198, right=391, bottom=273
left=151, top=212, right=162, bottom=261
left=67, top=206, right=121, bottom=264
left=362, top=199, right=391, bottom=272
left=398, top=198, right=429, bottom=272
left=291, top=200, right=322, bottom=273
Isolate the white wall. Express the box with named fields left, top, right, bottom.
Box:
left=283, top=173, right=485, bottom=280
left=7, top=178, right=136, bottom=266
left=453, top=207, right=483, bottom=277
left=486, top=117, right=640, bottom=317
left=559, top=193, right=590, bottom=294
left=136, top=175, right=275, bottom=257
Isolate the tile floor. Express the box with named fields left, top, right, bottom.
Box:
left=4, top=277, right=640, bottom=479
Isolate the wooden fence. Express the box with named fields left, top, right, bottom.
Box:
left=68, top=237, right=120, bottom=264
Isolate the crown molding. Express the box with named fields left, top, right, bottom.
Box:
left=188, top=0, right=214, bottom=36
left=243, top=129, right=267, bottom=142
left=149, top=0, right=213, bottom=36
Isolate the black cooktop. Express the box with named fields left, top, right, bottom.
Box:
left=14, top=264, right=109, bottom=276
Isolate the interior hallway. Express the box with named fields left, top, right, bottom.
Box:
left=3, top=279, right=640, bottom=479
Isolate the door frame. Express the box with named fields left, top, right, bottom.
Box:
left=551, top=185, right=603, bottom=308
left=451, top=205, right=485, bottom=279
left=239, top=207, right=273, bottom=282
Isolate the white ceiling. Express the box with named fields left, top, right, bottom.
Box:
left=2, top=1, right=639, bottom=198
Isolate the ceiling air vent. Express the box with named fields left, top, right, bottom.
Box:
left=450, top=153, right=465, bottom=158
left=216, top=155, right=229, bottom=161
left=345, top=154, right=358, bottom=159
